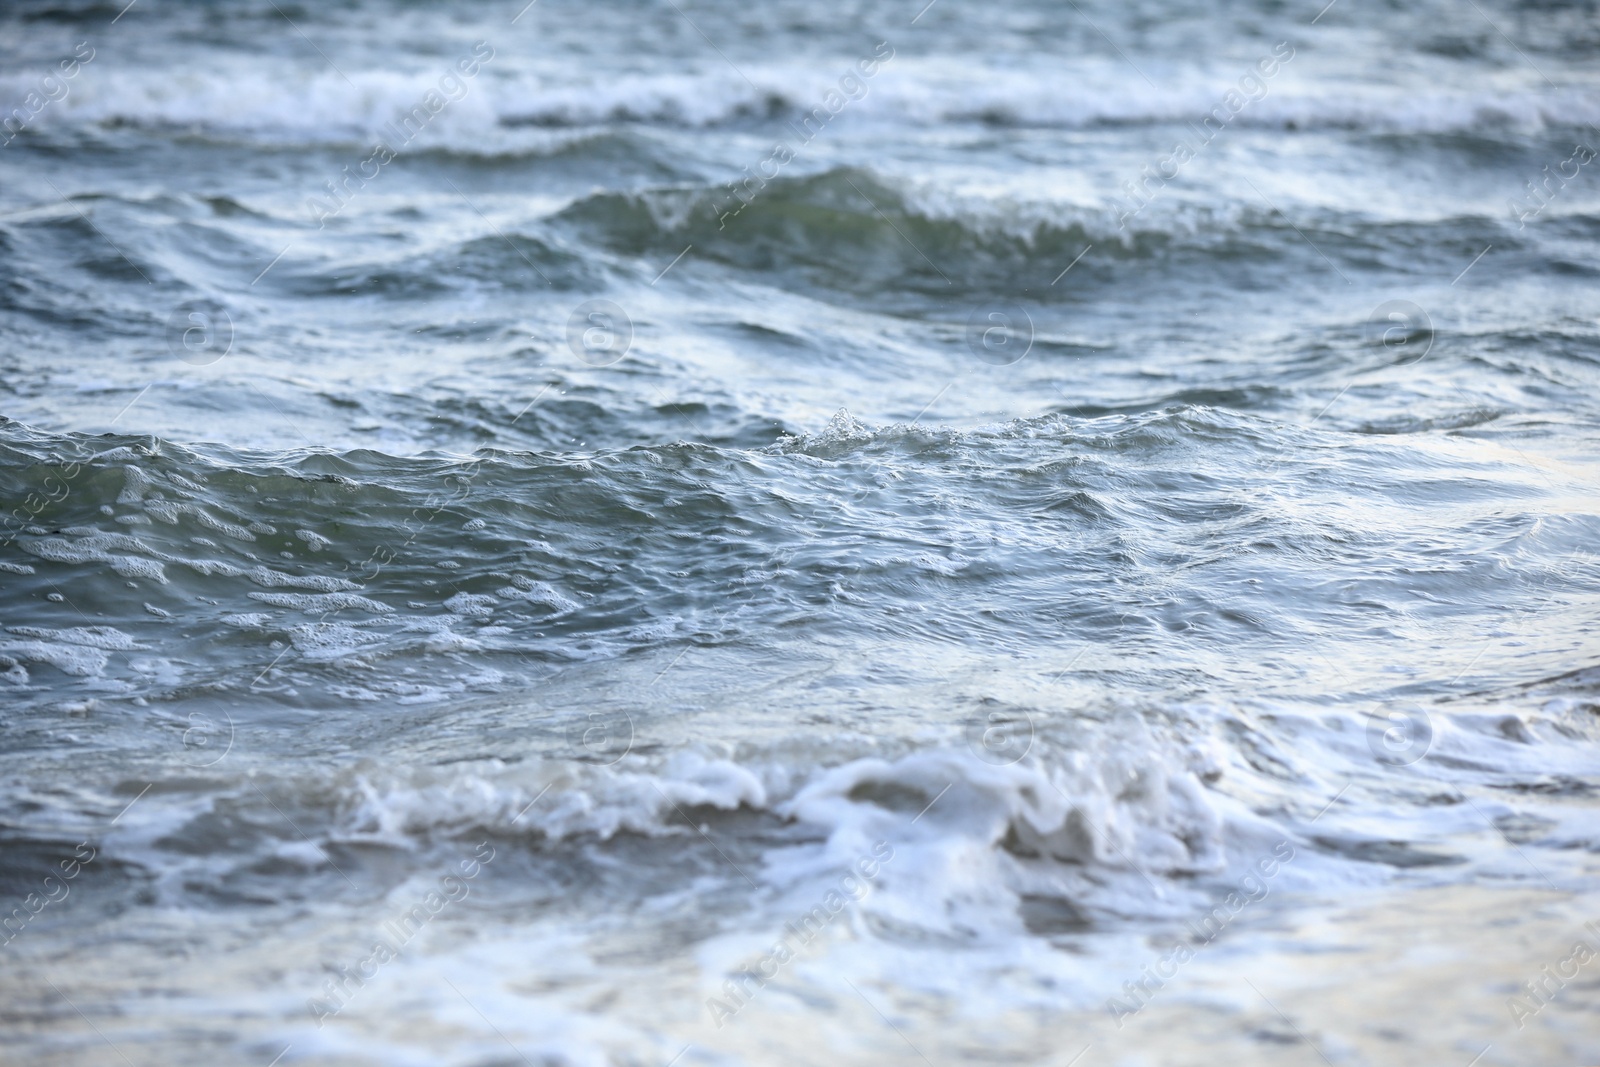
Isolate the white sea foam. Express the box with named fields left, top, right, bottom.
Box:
left=6, top=624, right=142, bottom=650
left=329, top=751, right=768, bottom=847
left=247, top=590, right=394, bottom=614
left=0, top=639, right=109, bottom=678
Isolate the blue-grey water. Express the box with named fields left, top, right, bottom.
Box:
left=2, top=0, right=1599, bottom=1064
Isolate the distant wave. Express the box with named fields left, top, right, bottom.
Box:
left=8, top=59, right=1598, bottom=144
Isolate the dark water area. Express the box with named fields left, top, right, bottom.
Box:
left=1, top=1, right=1599, bottom=1064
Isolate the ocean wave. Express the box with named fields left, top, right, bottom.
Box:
left=62, top=689, right=1600, bottom=932
left=1, top=409, right=1590, bottom=736
left=7, top=59, right=1598, bottom=144
left=547, top=167, right=1548, bottom=294
left=88, top=720, right=1234, bottom=925
left=2, top=167, right=1574, bottom=314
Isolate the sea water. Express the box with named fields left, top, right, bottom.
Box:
left=1, top=1, right=1599, bottom=1064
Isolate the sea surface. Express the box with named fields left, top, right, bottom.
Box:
left=2, top=0, right=1599, bottom=1064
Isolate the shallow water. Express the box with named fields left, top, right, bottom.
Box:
left=2, top=0, right=1599, bottom=1064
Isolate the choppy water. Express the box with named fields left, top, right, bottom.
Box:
left=2, top=0, right=1599, bottom=1064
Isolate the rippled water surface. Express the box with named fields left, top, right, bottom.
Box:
left=2, top=0, right=1599, bottom=1064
